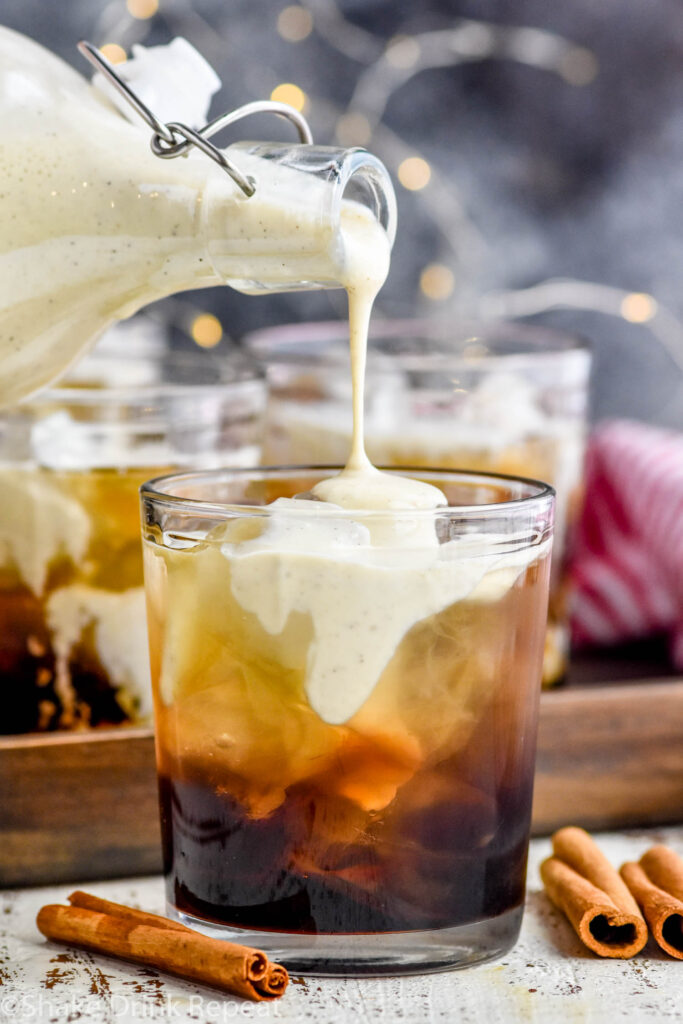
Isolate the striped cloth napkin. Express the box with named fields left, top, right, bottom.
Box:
left=571, top=419, right=683, bottom=668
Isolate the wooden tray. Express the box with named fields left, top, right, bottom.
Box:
left=2, top=651, right=683, bottom=887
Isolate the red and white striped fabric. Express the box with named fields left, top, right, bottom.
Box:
left=571, top=419, right=683, bottom=668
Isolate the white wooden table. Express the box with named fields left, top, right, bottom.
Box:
left=2, top=828, right=682, bottom=1024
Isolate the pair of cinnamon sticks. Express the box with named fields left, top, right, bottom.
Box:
left=36, top=891, right=288, bottom=1001
left=541, top=827, right=683, bottom=959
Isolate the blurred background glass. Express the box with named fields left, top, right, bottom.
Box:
left=0, top=332, right=265, bottom=734
left=3, top=0, right=681, bottom=429
left=246, top=318, right=591, bottom=686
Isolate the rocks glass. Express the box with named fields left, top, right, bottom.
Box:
left=141, top=465, right=554, bottom=974
left=0, top=345, right=265, bottom=733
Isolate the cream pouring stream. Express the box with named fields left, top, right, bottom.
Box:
left=310, top=215, right=446, bottom=512
left=212, top=213, right=547, bottom=726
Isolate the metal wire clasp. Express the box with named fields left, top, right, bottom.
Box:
left=78, top=40, right=314, bottom=198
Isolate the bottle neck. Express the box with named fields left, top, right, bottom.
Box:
left=201, top=143, right=397, bottom=296
left=202, top=151, right=340, bottom=295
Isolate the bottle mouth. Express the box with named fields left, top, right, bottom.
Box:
left=335, top=148, right=397, bottom=247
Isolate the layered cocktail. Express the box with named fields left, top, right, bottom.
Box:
left=0, top=345, right=265, bottom=733
left=142, top=465, right=553, bottom=973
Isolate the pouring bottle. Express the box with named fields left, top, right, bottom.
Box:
left=0, top=28, right=396, bottom=406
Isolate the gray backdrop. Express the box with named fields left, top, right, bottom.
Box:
left=3, top=0, right=683, bottom=426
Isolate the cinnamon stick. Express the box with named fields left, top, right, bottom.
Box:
left=621, top=846, right=683, bottom=959
left=37, top=899, right=288, bottom=1001
left=640, top=845, right=683, bottom=901
left=540, top=826, right=648, bottom=958
left=67, top=891, right=189, bottom=932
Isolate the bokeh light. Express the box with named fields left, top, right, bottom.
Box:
left=385, top=35, right=421, bottom=69
left=335, top=112, right=372, bottom=147
left=620, top=293, right=658, bottom=323
left=99, top=43, right=127, bottom=65
left=270, top=82, right=308, bottom=112
left=191, top=313, right=223, bottom=348
left=398, top=157, right=432, bottom=191
left=419, top=264, right=455, bottom=300
left=277, top=5, right=313, bottom=42
left=559, top=47, right=599, bottom=86
left=126, top=0, right=159, bottom=19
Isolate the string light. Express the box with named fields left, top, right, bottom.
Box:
left=99, top=43, right=127, bottom=65
left=277, top=5, right=314, bottom=43
left=397, top=157, right=431, bottom=191
left=419, top=264, right=455, bottom=300
left=335, top=112, right=372, bottom=146
left=191, top=313, right=223, bottom=348
left=270, top=82, right=308, bottom=112
left=621, top=293, right=658, bottom=323
left=479, top=280, right=683, bottom=371
left=99, top=0, right=682, bottom=372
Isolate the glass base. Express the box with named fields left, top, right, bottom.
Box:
left=167, top=903, right=523, bottom=977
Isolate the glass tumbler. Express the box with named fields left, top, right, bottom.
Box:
left=246, top=319, right=591, bottom=686
left=0, top=344, right=265, bottom=734
left=141, top=466, right=554, bottom=975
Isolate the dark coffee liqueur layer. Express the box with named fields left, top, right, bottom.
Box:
left=0, top=583, right=128, bottom=732
left=159, top=709, right=536, bottom=935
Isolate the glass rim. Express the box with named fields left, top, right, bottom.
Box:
left=20, top=349, right=264, bottom=408
left=244, top=316, right=591, bottom=368
left=141, top=464, right=555, bottom=519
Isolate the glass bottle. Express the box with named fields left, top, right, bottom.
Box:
left=0, top=27, right=396, bottom=405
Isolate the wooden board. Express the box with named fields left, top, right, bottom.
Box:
left=2, top=672, right=683, bottom=887
left=533, top=678, right=683, bottom=833
left=0, top=727, right=160, bottom=887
